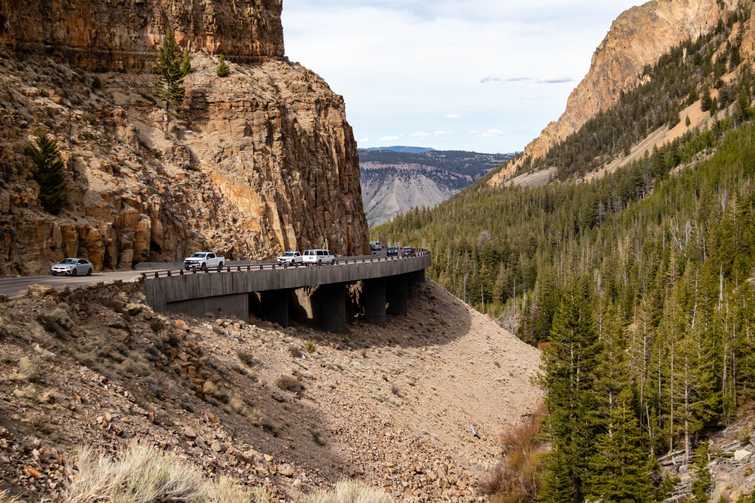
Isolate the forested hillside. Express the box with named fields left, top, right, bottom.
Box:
left=374, top=6, right=755, bottom=499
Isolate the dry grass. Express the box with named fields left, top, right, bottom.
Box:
left=302, top=480, right=393, bottom=503
left=65, top=443, right=272, bottom=503
left=0, top=491, right=24, bottom=503
left=479, top=405, right=546, bottom=503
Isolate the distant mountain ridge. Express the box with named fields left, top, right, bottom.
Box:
left=362, top=146, right=435, bottom=154
left=359, top=149, right=514, bottom=226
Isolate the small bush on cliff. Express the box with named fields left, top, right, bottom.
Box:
left=25, top=134, right=66, bottom=215
left=216, top=55, right=230, bottom=78
left=155, top=27, right=191, bottom=113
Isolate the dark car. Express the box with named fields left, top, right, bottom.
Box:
left=386, top=247, right=399, bottom=257
left=400, top=247, right=416, bottom=257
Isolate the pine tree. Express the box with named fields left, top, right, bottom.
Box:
left=587, top=389, right=654, bottom=502
left=216, top=55, right=230, bottom=78
left=25, top=134, right=66, bottom=215
left=155, top=26, right=190, bottom=113
left=587, top=306, right=654, bottom=501
left=692, top=441, right=712, bottom=503
left=539, top=278, right=601, bottom=502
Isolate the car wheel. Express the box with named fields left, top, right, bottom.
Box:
left=217, top=262, right=224, bottom=272
left=87, top=267, right=92, bottom=276
left=317, top=260, right=322, bottom=266
left=71, top=268, right=77, bottom=277
left=201, top=263, right=208, bottom=272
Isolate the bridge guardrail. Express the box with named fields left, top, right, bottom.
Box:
left=141, top=250, right=431, bottom=280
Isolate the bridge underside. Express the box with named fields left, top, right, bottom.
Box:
left=162, top=270, right=426, bottom=332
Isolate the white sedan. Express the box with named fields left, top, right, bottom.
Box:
left=50, top=258, right=93, bottom=276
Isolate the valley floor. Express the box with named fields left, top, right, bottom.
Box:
left=0, top=280, right=541, bottom=501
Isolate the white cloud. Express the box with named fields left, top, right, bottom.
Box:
left=480, top=128, right=506, bottom=137
left=379, top=135, right=401, bottom=142
left=284, top=1, right=641, bottom=152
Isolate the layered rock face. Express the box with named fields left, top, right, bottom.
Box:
left=0, top=2, right=368, bottom=275
left=0, top=0, right=284, bottom=70
left=488, top=0, right=739, bottom=186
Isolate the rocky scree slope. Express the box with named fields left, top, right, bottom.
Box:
left=0, top=0, right=368, bottom=275
left=0, top=281, right=541, bottom=501
left=488, top=0, right=741, bottom=185
left=360, top=149, right=513, bottom=226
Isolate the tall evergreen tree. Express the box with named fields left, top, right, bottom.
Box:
left=539, top=279, right=601, bottom=502
left=155, top=26, right=191, bottom=114
left=25, top=134, right=66, bottom=215
left=587, top=306, right=654, bottom=501
left=587, top=388, right=654, bottom=502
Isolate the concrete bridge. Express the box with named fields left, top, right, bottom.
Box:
left=143, top=253, right=431, bottom=332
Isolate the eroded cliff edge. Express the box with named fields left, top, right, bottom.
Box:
left=0, top=0, right=369, bottom=275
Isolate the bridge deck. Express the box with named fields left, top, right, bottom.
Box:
left=144, top=254, right=431, bottom=311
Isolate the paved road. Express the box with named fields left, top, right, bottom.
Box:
left=0, top=269, right=165, bottom=298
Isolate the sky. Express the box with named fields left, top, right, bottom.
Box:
left=283, top=1, right=642, bottom=154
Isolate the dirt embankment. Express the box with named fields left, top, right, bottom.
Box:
left=0, top=281, right=541, bottom=501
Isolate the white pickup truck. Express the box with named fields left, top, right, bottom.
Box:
left=183, top=252, right=225, bottom=271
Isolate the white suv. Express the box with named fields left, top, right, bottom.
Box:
left=302, top=249, right=336, bottom=266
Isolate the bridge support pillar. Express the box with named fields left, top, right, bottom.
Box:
left=409, top=269, right=426, bottom=291
left=387, top=275, right=409, bottom=316
left=260, top=290, right=291, bottom=327
left=312, top=283, right=347, bottom=333
left=363, top=279, right=387, bottom=323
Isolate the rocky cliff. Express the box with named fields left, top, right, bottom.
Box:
left=0, top=0, right=284, bottom=70
left=0, top=1, right=368, bottom=275
left=488, top=0, right=739, bottom=186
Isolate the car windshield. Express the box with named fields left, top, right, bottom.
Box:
left=304, top=251, right=314, bottom=255
left=284, top=252, right=297, bottom=256
left=61, top=258, right=77, bottom=264
left=191, top=253, right=206, bottom=258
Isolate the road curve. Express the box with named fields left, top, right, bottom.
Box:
left=0, top=255, right=423, bottom=298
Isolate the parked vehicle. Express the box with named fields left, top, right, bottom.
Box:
left=277, top=250, right=303, bottom=265
left=386, top=246, right=399, bottom=257
left=400, top=247, right=417, bottom=257
left=50, top=258, right=93, bottom=276
left=302, top=249, right=337, bottom=265
left=183, top=252, right=225, bottom=271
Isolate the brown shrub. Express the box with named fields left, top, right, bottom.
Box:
left=479, top=405, right=546, bottom=502
left=275, top=375, right=305, bottom=395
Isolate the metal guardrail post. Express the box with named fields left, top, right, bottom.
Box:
left=167, top=270, right=171, bottom=277
left=180, top=269, right=184, bottom=276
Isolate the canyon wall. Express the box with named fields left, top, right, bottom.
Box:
left=488, top=0, right=740, bottom=186
left=0, top=1, right=369, bottom=275
left=0, top=0, right=284, bottom=70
